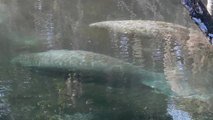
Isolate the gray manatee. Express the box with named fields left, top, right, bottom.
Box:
left=89, top=20, right=190, bottom=41
left=90, top=20, right=213, bottom=96
left=11, top=50, right=171, bottom=94
left=90, top=20, right=213, bottom=118
left=11, top=50, right=140, bottom=73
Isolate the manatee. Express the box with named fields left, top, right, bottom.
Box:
left=90, top=20, right=213, bottom=118
left=11, top=50, right=171, bottom=94
left=11, top=50, right=139, bottom=73
left=90, top=20, right=213, bottom=96
left=89, top=20, right=212, bottom=46
left=89, top=20, right=190, bottom=42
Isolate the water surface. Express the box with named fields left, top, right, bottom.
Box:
left=0, top=0, right=212, bottom=120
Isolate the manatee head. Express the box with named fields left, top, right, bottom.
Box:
left=11, top=54, right=36, bottom=67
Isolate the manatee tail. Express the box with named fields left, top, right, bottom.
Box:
left=138, top=69, right=173, bottom=96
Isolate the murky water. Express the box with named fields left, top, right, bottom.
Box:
left=0, top=0, right=213, bottom=120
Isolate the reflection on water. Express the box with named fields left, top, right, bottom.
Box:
left=132, top=37, right=144, bottom=66
left=65, top=73, right=83, bottom=108
left=33, top=0, right=58, bottom=49
left=163, top=39, right=192, bottom=96
left=0, top=80, right=11, bottom=119
left=167, top=100, right=192, bottom=120
left=0, top=0, right=213, bottom=120
left=158, top=24, right=213, bottom=119
left=109, top=32, right=133, bottom=62
left=116, top=0, right=136, bottom=19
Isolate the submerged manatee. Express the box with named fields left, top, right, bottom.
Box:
left=90, top=20, right=213, bottom=47
left=90, top=20, right=213, bottom=95
left=90, top=20, right=213, bottom=118
left=11, top=50, right=139, bottom=73
left=11, top=50, right=171, bottom=94
left=90, top=20, right=190, bottom=42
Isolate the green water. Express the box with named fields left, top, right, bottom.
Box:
left=0, top=0, right=213, bottom=120
left=0, top=64, right=171, bottom=120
